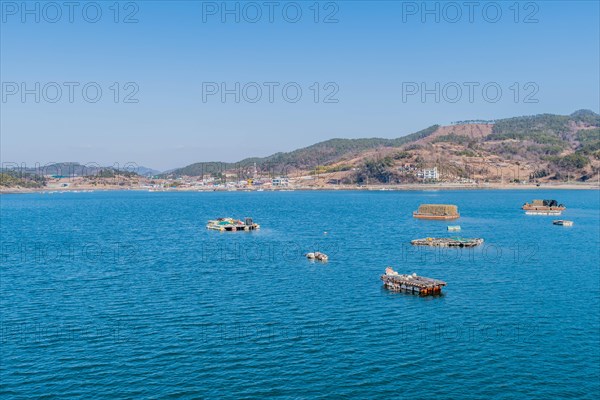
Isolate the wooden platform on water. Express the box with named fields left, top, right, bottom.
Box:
left=522, top=199, right=565, bottom=215
left=413, top=204, right=460, bottom=220
left=209, top=224, right=259, bottom=232
left=411, top=237, right=483, bottom=247
left=525, top=210, right=562, bottom=216
left=381, top=268, right=446, bottom=295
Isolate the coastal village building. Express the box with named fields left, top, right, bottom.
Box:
left=418, top=167, right=439, bottom=181
left=272, top=177, right=289, bottom=187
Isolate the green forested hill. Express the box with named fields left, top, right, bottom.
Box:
left=488, top=110, right=600, bottom=144
left=164, top=125, right=440, bottom=176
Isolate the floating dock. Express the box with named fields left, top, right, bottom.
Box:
left=522, top=199, right=565, bottom=215
left=381, top=267, right=446, bottom=295
left=207, top=217, right=260, bottom=232
left=413, top=204, right=460, bottom=220
left=411, top=237, right=484, bottom=247
left=526, top=210, right=562, bottom=216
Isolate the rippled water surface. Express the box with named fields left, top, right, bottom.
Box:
left=1, top=190, right=599, bottom=398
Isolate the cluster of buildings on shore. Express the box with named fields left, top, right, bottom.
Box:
left=153, top=166, right=462, bottom=189
left=19, top=161, right=543, bottom=191
left=39, top=165, right=481, bottom=191
left=141, top=176, right=293, bottom=190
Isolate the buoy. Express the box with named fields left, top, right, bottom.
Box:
left=313, top=252, right=328, bottom=262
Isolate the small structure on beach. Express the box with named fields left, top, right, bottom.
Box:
left=413, top=204, right=460, bottom=220
left=381, top=267, right=446, bottom=295
left=206, top=217, right=260, bottom=232
left=411, top=237, right=483, bottom=247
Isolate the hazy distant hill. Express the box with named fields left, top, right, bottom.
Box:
left=135, top=166, right=162, bottom=177
left=5, top=162, right=161, bottom=177
left=1, top=162, right=143, bottom=188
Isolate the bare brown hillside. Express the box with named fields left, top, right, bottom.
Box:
left=306, top=111, right=600, bottom=185
left=420, top=124, right=493, bottom=144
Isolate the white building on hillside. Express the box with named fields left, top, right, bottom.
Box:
left=419, top=167, right=439, bottom=181
left=272, top=177, right=289, bottom=187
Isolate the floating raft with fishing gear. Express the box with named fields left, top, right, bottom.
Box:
left=411, top=237, right=484, bottom=247
left=380, top=267, right=446, bottom=296
left=413, top=204, right=460, bottom=220
left=522, top=199, right=565, bottom=215
left=206, top=217, right=260, bottom=231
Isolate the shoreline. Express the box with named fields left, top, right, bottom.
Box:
left=2, top=182, right=598, bottom=195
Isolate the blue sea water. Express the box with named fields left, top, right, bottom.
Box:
left=1, top=189, right=599, bottom=399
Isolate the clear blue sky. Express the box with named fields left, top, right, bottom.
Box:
left=1, top=0, right=599, bottom=170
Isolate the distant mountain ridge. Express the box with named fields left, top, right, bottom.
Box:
left=165, top=109, right=599, bottom=183
left=3, top=110, right=599, bottom=187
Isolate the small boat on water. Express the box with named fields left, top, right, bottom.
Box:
left=523, top=199, right=565, bottom=215
left=206, top=217, right=260, bottom=232
left=306, top=252, right=328, bottom=262
left=380, top=267, right=446, bottom=296
left=413, top=204, right=460, bottom=220
left=553, top=220, right=574, bottom=226
left=447, top=225, right=461, bottom=231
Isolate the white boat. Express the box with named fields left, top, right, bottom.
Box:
left=447, top=225, right=461, bottom=231
left=553, top=220, right=573, bottom=226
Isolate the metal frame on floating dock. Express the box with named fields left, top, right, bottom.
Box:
left=381, top=268, right=446, bottom=296
left=208, top=224, right=259, bottom=232
left=411, top=237, right=484, bottom=247
left=206, top=217, right=260, bottom=232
